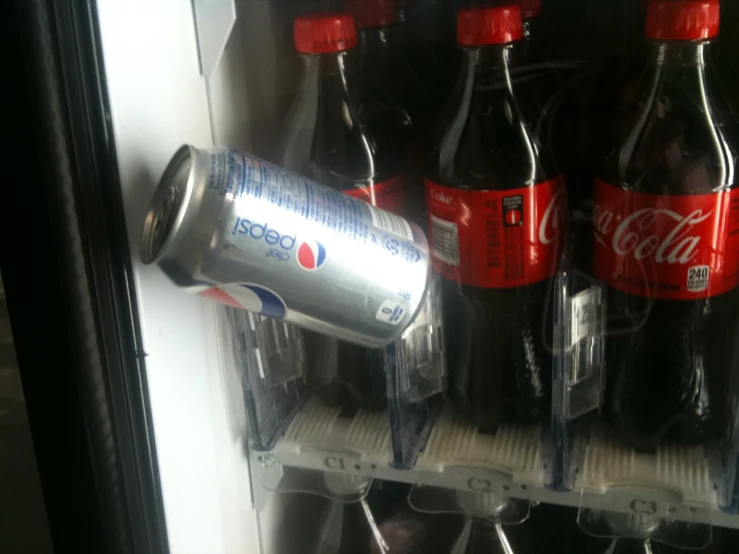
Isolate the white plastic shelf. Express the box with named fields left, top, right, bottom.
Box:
left=572, top=424, right=721, bottom=526
left=270, top=397, right=393, bottom=473
left=578, top=424, right=713, bottom=503
left=413, top=403, right=546, bottom=492
left=256, top=399, right=739, bottom=530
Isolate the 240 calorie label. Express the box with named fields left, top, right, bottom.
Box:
left=425, top=177, right=565, bottom=288
left=593, top=179, right=739, bottom=299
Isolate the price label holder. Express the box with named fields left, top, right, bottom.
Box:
left=568, top=288, right=599, bottom=379
left=409, top=482, right=530, bottom=524
left=386, top=274, right=447, bottom=469
left=259, top=460, right=373, bottom=504
left=564, top=283, right=606, bottom=417
left=225, top=307, right=307, bottom=451
left=270, top=442, right=385, bottom=479
left=408, top=465, right=540, bottom=504
left=577, top=487, right=713, bottom=549
left=551, top=267, right=607, bottom=491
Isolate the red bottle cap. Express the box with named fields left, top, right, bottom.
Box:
left=519, top=0, right=542, bottom=19
left=294, top=13, right=358, bottom=54
left=345, top=0, right=397, bottom=28
left=458, top=4, right=524, bottom=46
left=646, top=0, right=720, bottom=41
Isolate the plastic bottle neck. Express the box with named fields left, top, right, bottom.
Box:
left=461, top=42, right=522, bottom=73
left=647, top=39, right=714, bottom=68
left=299, top=50, right=354, bottom=84
left=397, top=6, right=408, bottom=25
left=522, top=17, right=536, bottom=41
left=357, top=26, right=392, bottom=57
left=609, top=36, right=736, bottom=193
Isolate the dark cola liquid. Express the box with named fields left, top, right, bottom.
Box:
left=569, top=536, right=719, bottom=554
left=548, top=0, right=648, bottom=215
left=720, top=0, right=739, bottom=96
left=395, top=0, right=462, bottom=126
left=280, top=47, right=405, bottom=417
left=355, top=25, right=416, bottom=137
left=426, top=42, right=561, bottom=431
left=453, top=519, right=534, bottom=554
left=354, top=22, right=429, bottom=222
left=596, top=40, right=739, bottom=451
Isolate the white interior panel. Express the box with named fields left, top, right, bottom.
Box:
left=96, top=1, right=259, bottom=553
left=208, top=0, right=330, bottom=156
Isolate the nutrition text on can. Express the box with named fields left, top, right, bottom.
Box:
left=140, top=145, right=431, bottom=348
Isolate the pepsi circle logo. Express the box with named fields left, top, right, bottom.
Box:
left=297, top=240, right=327, bottom=271
left=237, top=284, right=287, bottom=319
left=201, top=284, right=287, bottom=319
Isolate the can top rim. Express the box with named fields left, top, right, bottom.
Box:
left=140, top=145, right=193, bottom=264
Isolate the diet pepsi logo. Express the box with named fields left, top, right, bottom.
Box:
left=233, top=216, right=326, bottom=266
left=430, top=188, right=455, bottom=206
left=297, top=240, right=327, bottom=271
left=233, top=218, right=296, bottom=249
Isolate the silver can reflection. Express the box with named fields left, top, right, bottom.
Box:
left=141, top=145, right=430, bottom=348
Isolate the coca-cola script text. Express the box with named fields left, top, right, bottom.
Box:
left=593, top=179, right=739, bottom=299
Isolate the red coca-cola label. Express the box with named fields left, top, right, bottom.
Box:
left=425, top=177, right=565, bottom=288
left=344, top=173, right=407, bottom=215
left=593, top=179, right=739, bottom=300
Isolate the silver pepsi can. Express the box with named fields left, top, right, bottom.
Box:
left=140, top=145, right=430, bottom=348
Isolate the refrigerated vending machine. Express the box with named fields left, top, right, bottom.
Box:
left=7, top=0, right=739, bottom=553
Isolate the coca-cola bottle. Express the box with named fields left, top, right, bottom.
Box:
left=395, top=0, right=416, bottom=41
left=519, top=0, right=546, bottom=59
left=448, top=493, right=534, bottom=554
left=594, top=0, right=739, bottom=450
left=280, top=13, right=408, bottom=415
left=344, top=0, right=429, bottom=219
left=719, top=0, right=739, bottom=105
left=538, top=505, right=723, bottom=554
left=570, top=523, right=722, bottom=554
left=396, top=0, right=463, bottom=128
left=571, top=536, right=720, bottom=554
left=425, top=4, right=565, bottom=430
left=394, top=0, right=425, bottom=73
left=552, top=0, right=649, bottom=217
left=456, top=519, right=534, bottom=554
left=604, top=540, right=717, bottom=554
